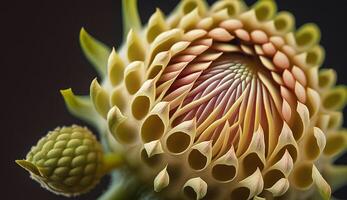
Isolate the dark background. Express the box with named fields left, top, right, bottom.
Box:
left=2, top=0, right=347, bottom=199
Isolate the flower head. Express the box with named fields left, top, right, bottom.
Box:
left=17, top=0, right=347, bottom=200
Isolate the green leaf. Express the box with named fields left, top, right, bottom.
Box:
left=80, top=28, right=111, bottom=77
left=122, top=0, right=141, bottom=38
left=60, top=88, right=98, bottom=126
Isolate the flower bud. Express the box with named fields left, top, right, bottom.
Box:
left=16, top=125, right=105, bottom=196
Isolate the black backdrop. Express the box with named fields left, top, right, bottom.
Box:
left=2, top=0, right=347, bottom=199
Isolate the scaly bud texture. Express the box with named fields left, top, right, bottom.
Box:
left=16, top=125, right=117, bottom=197
left=17, top=0, right=347, bottom=200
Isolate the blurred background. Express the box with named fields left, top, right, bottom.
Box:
left=2, top=0, right=347, bottom=199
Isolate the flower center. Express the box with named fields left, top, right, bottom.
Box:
left=158, top=50, right=282, bottom=156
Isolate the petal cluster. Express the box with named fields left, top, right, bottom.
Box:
left=18, top=0, right=347, bottom=200
left=84, top=0, right=345, bottom=199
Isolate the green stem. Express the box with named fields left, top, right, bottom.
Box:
left=97, top=175, right=140, bottom=200
left=97, top=123, right=112, bottom=153
left=97, top=184, right=129, bottom=200
left=102, top=153, right=123, bottom=175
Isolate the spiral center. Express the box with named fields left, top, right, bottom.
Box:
left=156, top=48, right=282, bottom=155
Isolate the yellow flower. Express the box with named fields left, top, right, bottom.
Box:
left=17, top=0, right=347, bottom=199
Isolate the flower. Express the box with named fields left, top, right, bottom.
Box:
left=17, top=0, right=347, bottom=199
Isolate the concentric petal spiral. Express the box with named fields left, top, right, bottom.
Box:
left=19, top=0, right=347, bottom=200
left=75, top=0, right=347, bottom=199
left=77, top=1, right=344, bottom=199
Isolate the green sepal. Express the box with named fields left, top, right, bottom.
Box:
left=80, top=28, right=111, bottom=78
left=16, top=160, right=41, bottom=176
left=122, top=0, right=141, bottom=39
left=16, top=160, right=50, bottom=178
left=60, top=88, right=99, bottom=126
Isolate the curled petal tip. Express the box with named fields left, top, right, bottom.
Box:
left=154, top=166, right=170, bottom=192
left=90, top=78, right=110, bottom=119
left=183, top=177, right=208, bottom=200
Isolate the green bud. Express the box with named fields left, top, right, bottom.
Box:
left=16, top=125, right=106, bottom=197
